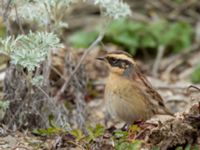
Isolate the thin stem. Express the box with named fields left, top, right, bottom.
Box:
left=152, top=45, right=165, bottom=77
left=3, top=0, right=12, bottom=21
left=14, top=4, right=24, bottom=34
left=54, top=28, right=106, bottom=101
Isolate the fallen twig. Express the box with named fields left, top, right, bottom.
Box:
left=187, top=85, right=200, bottom=93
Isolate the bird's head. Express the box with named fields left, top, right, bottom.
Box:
left=97, top=50, right=136, bottom=77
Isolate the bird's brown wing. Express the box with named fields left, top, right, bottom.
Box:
left=132, top=65, right=173, bottom=115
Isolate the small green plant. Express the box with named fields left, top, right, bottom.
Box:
left=70, top=124, right=143, bottom=149
left=175, top=0, right=184, bottom=4
left=32, top=126, right=65, bottom=136
left=69, top=31, right=99, bottom=48
left=115, top=140, right=143, bottom=150
left=151, top=147, right=160, bottom=150
left=0, top=18, right=6, bottom=38
left=191, top=64, right=200, bottom=83
left=175, top=144, right=199, bottom=150
left=68, top=124, right=106, bottom=143
left=71, top=129, right=85, bottom=141
left=86, top=124, right=105, bottom=142
left=70, top=19, right=193, bottom=55
left=69, top=124, right=106, bottom=148
left=71, top=124, right=105, bottom=143
left=32, top=114, right=67, bottom=136
left=114, top=130, right=128, bottom=139
left=113, top=125, right=143, bottom=150
left=0, top=100, right=10, bottom=121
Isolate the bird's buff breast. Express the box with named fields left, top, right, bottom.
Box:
left=104, top=91, right=119, bottom=119
left=104, top=75, right=152, bottom=123
left=105, top=90, right=151, bottom=123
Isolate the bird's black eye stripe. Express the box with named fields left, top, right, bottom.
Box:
left=106, top=57, right=119, bottom=66
left=106, top=57, right=131, bottom=68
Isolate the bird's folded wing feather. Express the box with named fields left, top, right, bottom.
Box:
left=132, top=66, right=173, bottom=115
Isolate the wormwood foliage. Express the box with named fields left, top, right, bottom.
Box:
left=9, top=0, right=131, bottom=30
left=31, top=75, right=44, bottom=86
left=0, top=100, right=10, bottom=111
left=0, top=0, right=131, bottom=72
left=0, top=32, right=61, bottom=72
left=0, top=0, right=131, bottom=130
left=10, top=0, right=73, bottom=29
left=94, top=0, right=131, bottom=19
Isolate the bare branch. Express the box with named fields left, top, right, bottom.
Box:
left=3, top=0, right=12, bottom=21
left=55, top=29, right=106, bottom=101
left=14, top=4, right=24, bottom=34
left=152, top=45, right=165, bottom=77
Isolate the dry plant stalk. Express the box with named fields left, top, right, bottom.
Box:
left=62, top=50, right=88, bottom=129
left=2, top=59, right=70, bottom=130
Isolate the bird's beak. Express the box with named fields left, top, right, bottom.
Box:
left=96, top=56, right=105, bottom=61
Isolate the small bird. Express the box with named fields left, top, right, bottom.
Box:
left=97, top=50, right=173, bottom=124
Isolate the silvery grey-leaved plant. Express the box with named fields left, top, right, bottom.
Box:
left=0, top=32, right=62, bottom=72
left=10, top=0, right=74, bottom=28
left=9, top=0, right=131, bottom=29
left=94, top=0, right=131, bottom=19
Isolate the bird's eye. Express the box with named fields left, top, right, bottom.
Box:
left=107, top=57, right=118, bottom=65
left=121, top=62, right=127, bottom=68
left=110, top=58, right=118, bottom=64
